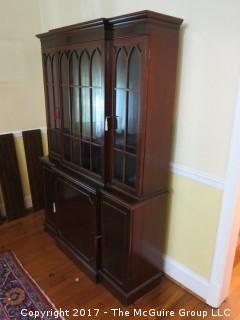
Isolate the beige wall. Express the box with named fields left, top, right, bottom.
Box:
left=0, top=0, right=239, bottom=282
left=0, top=0, right=45, bottom=132
left=0, top=0, right=45, bottom=208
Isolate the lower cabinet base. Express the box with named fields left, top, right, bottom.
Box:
left=56, top=237, right=100, bottom=282
left=99, top=271, right=163, bottom=306
left=42, top=160, right=166, bottom=306
left=44, top=224, right=99, bottom=283
left=44, top=222, right=57, bottom=237
left=44, top=222, right=163, bottom=306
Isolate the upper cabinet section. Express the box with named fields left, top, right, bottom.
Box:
left=38, top=10, right=183, bottom=198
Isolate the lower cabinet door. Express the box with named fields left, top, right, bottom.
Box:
left=101, top=198, right=130, bottom=287
left=56, top=177, right=97, bottom=264
left=42, top=166, right=56, bottom=228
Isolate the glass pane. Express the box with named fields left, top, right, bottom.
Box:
left=72, top=139, right=80, bottom=166
left=114, top=150, right=123, bottom=182
left=92, top=145, right=101, bottom=175
left=60, top=53, right=68, bottom=85
left=114, top=89, right=126, bottom=149
left=62, top=87, right=70, bottom=133
left=81, top=88, right=91, bottom=139
left=81, top=142, right=90, bottom=170
left=47, top=85, right=55, bottom=129
left=128, top=48, right=141, bottom=89
left=92, top=88, right=104, bottom=142
left=92, top=50, right=102, bottom=87
left=70, top=51, right=79, bottom=85
left=63, top=136, right=71, bottom=161
left=52, top=54, right=58, bottom=85
left=80, top=52, right=90, bottom=86
left=71, top=87, right=80, bottom=136
left=126, top=92, right=139, bottom=153
left=46, top=56, right=52, bottom=84
left=116, top=49, right=127, bottom=89
left=125, top=155, right=136, bottom=188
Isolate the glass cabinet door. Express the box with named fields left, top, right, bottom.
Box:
left=113, top=45, right=142, bottom=189
left=44, top=52, right=61, bottom=156
left=59, top=46, right=104, bottom=178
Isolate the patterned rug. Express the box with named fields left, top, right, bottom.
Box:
left=0, top=251, right=64, bottom=319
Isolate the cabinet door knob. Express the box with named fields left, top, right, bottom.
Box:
left=52, top=202, right=56, bottom=213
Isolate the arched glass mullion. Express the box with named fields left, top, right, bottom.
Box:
left=88, top=49, right=97, bottom=171
left=128, top=47, right=141, bottom=90
left=51, top=55, right=56, bottom=129
left=46, top=56, right=55, bottom=131
left=69, top=51, right=79, bottom=86
left=113, top=48, right=128, bottom=184
left=60, top=52, right=71, bottom=161
left=91, top=48, right=104, bottom=172
left=124, top=46, right=141, bottom=187
left=69, top=51, right=81, bottom=165
left=78, top=51, right=83, bottom=166
left=60, top=52, right=70, bottom=134
left=69, top=51, right=80, bottom=136
left=80, top=50, right=91, bottom=170
left=46, top=55, right=52, bottom=84
left=91, top=48, right=103, bottom=174
left=121, top=49, right=132, bottom=184
left=126, top=47, right=140, bottom=153
left=114, top=48, right=127, bottom=149
left=52, top=54, right=60, bottom=129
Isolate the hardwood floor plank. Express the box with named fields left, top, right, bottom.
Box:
left=0, top=211, right=239, bottom=320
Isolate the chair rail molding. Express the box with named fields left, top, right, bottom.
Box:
left=170, top=162, right=224, bottom=190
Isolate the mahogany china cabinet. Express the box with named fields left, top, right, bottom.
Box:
left=37, top=10, right=183, bottom=305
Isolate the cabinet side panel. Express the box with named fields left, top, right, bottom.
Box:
left=101, top=199, right=130, bottom=287
left=129, top=193, right=167, bottom=289
left=143, top=27, right=181, bottom=195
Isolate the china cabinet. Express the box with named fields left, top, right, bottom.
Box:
left=37, top=10, right=183, bottom=305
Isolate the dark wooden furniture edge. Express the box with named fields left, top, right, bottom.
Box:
left=36, top=10, right=183, bottom=39
left=99, top=271, right=163, bottom=306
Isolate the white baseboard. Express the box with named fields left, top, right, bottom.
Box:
left=142, top=240, right=209, bottom=301
left=163, top=255, right=209, bottom=300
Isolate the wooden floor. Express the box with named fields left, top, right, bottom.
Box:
left=0, top=211, right=240, bottom=320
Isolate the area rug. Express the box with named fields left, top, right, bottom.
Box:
left=0, top=251, right=64, bottom=319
